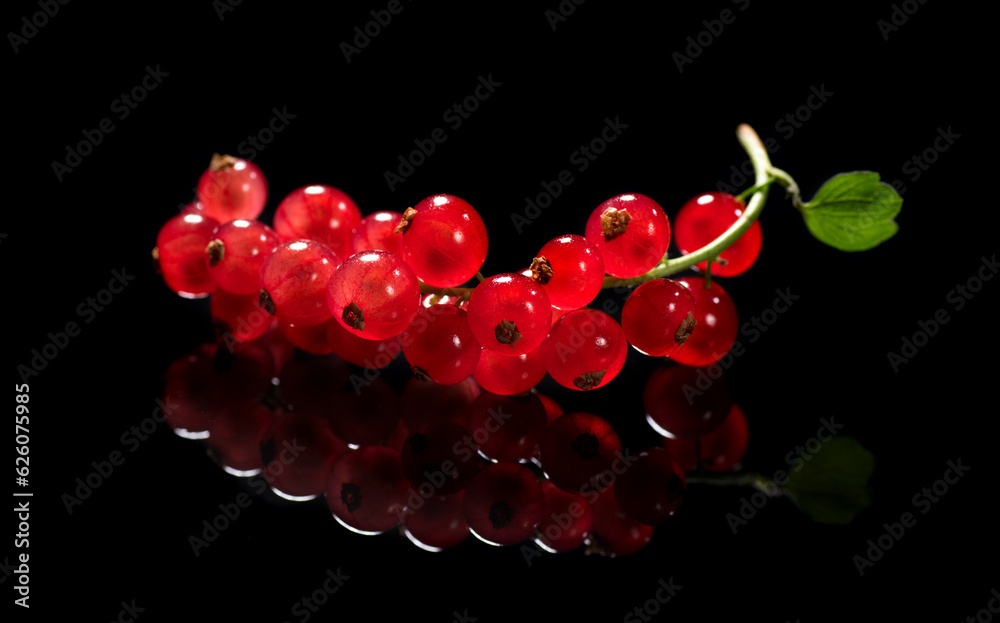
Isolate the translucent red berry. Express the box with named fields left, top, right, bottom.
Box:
left=400, top=304, right=481, bottom=385
left=156, top=212, right=220, bottom=298
left=613, top=447, right=686, bottom=524
left=273, top=184, right=361, bottom=257
left=206, top=219, right=279, bottom=295
left=674, top=192, right=762, bottom=277
left=584, top=193, right=671, bottom=278
left=621, top=278, right=698, bottom=357
left=530, top=234, right=605, bottom=310
left=663, top=403, right=749, bottom=472
left=397, top=194, right=488, bottom=287
left=540, top=412, right=622, bottom=493
left=466, top=273, right=551, bottom=356
left=668, top=277, right=738, bottom=367
left=535, top=480, right=593, bottom=553
left=327, top=250, right=421, bottom=341
left=466, top=392, right=547, bottom=463
left=402, top=492, right=470, bottom=552
left=589, top=486, right=655, bottom=557
left=544, top=309, right=628, bottom=391
left=472, top=347, right=547, bottom=396
left=260, top=411, right=345, bottom=500
left=259, top=240, right=340, bottom=327
left=643, top=364, right=733, bottom=438
left=352, top=210, right=403, bottom=256
left=462, top=462, right=543, bottom=546
left=196, top=154, right=267, bottom=222
left=211, top=289, right=271, bottom=343
left=326, top=445, right=410, bottom=535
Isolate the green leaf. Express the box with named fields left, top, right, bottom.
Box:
left=801, top=171, right=902, bottom=251
left=782, top=436, right=874, bottom=525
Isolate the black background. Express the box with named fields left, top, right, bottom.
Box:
left=7, top=1, right=996, bottom=621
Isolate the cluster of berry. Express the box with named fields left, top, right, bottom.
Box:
left=155, top=153, right=760, bottom=556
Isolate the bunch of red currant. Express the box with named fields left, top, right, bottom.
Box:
left=156, top=125, right=894, bottom=555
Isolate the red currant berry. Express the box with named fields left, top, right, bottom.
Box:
left=273, top=184, right=361, bottom=257
left=211, top=289, right=272, bottom=344
left=540, top=412, right=622, bottom=492
left=196, top=154, right=267, bottom=222
left=279, top=318, right=336, bottom=355
left=674, top=192, right=762, bottom=277
left=206, top=398, right=276, bottom=476
left=156, top=212, right=220, bottom=298
left=545, top=309, right=628, bottom=391
left=529, top=234, right=605, bottom=310
left=400, top=421, right=483, bottom=496
left=466, top=273, right=551, bottom=356
left=400, top=375, right=481, bottom=432
left=276, top=355, right=351, bottom=415
left=206, top=219, right=279, bottom=295
left=472, top=347, right=548, bottom=396
left=396, top=194, right=488, bottom=287
left=327, top=250, right=420, bottom=341
left=613, top=447, right=686, bottom=524
left=402, top=492, right=470, bottom=552
left=326, top=445, right=410, bottom=535
left=584, top=193, right=670, bottom=278
left=326, top=377, right=401, bottom=447
left=643, top=364, right=733, bottom=438
left=327, top=316, right=403, bottom=368
left=466, top=392, right=547, bottom=463
left=401, top=304, right=482, bottom=385
left=261, top=411, right=345, bottom=500
left=259, top=240, right=340, bottom=327
left=588, top=485, right=655, bottom=557
left=668, top=277, right=738, bottom=367
left=663, top=403, right=749, bottom=472
left=352, top=210, right=403, bottom=256
left=535, top=480, right=593, bottom=553
left=621, top=278, right=697, bottom=357
left=462, top=461, right=543, bottom=546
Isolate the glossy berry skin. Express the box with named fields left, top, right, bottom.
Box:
left=466, top=273, right=552, bottom=356
left=261, top=411, right=346, bottom=500
left=326, top=377, right=401, bottom=447
left=668, top=277, right=738, bottom=367
left=327, top=317, right=403, bottom=368
left=400, top=421, right=483, bottom=496
left=462, top=462, right=543, bottom=547
left=156, top=212, right=220, bottom=298
left=621, top=279, right=698, bottom=357
left=206, top=398, right=276, bottom=476
left=398, top=194, right=488, bottom=287
left=402, top=492, right=470, bottom=552
left=466, top=392, right=547, bottom=463
left=545, top=309, right=628, bottom=391
left=327, top=250, right=421, bottom=341
left=674, top=192, right=762, bottom=277
left=613, top=447, right=686, bottom=525
left=259, top=240, right=340, bottom=327
left=273, top=185, right=361, bottom=257
left=401, top=304, right=481, bottom=385
left=352, top=210, right=404, bottom=256
left=211, top=289, right=271, bottom=343
left=473, top=347, right=547, bottom=396
left=584, top=193, right=671, bottom=278
left=589, top=486, right=655, bottom=557
left=326, top=445, right=410, bottom=535
left=531, top=234, right=605, bottom=310
left=535, top=480, right=593, bottom=553
left=279, top=319, right=336, bottom=355
left=663, top=403, right=749, bottom=472
left=540, top=412, right=622, bottom=493
left=206, top=219, right=279, bottom=295
left=643, top=364, right=733, bottom=439
left=400, top=376, right=480, bottom=432
left=196, top=154, right=267, bottom=223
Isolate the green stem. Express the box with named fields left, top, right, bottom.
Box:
left=603, top=123, right=777, bottom=289
left=686, top=471, right=787, bottom=497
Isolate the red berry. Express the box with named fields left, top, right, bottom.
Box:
left=584, top=193, right=671, bottom=278
left=674, top=192, right=762, bottom=277
left=196, top=154, right=267, bottom=222
left=621, top=278, right=698, bottom=357
left=327, top=250, right=421, bottom=341
left=540, top=412, right=622, bottom=493
left=352, top=210, right=404, bottom=256
left=206, top=398, right=276, bottom=476
left=326, top=445, right=410, bottom=535
left=211, top=289, right=272, bottom=344
left=462, top=462, right=543, bottom=546
left=400, top=421, right=483, bottom=496
left=327, top=317, right=403, bottom=369
left=279, top=318, right=337, bottom=355
left=643, top=364, right=733, bottom=438
left=663, top=403, right=749, bottom=472
left=472, top=347, right=548, bottom=396
left=668, top=277, right=738, bottom=367
left=530, top=234, right=605, bottom=310
left=402, top=492, right=470, bottom=552
left=613, top=447, right=686, bottom=524
left=535, top=480, right=593, bottom=553
left=397, top=194, right=488, bottom=287
left=545, top=309, right=628, bottom=391
left=206, top=219, right=279, bottom=295
left=259, top=240, right=340, bottom=327
left=466, top=273, right=551, bottom=356
left=261, top=411, right=345, bottom=500
left=466, top=392, right=547, bottom=463
left=326, top=377, right=400, bottom=447
left=273, top=184, right=361, bottom=257
left=589, top=485, right=655, bottom=556
left=401, top=304, right=482, bottom=385
left=156, top=212, right=220, bottom=298
left=400, top=375, right=481, bottom=432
